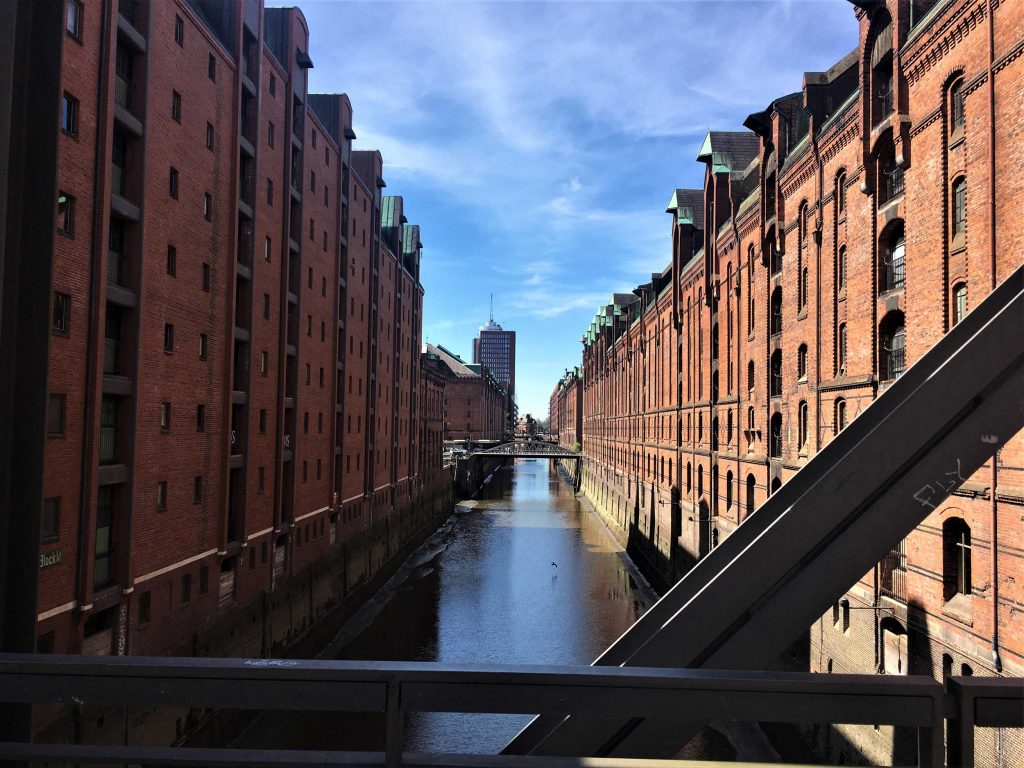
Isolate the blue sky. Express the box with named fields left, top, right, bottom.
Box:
left=296, top=0, right=857, bottom=418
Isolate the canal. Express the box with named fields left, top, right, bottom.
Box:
left=236, top=458, right=658, bottom=754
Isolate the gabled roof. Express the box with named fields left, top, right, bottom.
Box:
left=696, top=131, right=760, bottom=175
left=666, top=188, right=705, bottom=229
left=426, top=343, right=477, bottom=377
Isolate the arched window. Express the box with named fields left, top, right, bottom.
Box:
left=747, top=360, right=755, bottom=392
left=837, top=245, right=847, bottom=292
left=770, top=287, right=782, bottom=335
left=801, top=267, right=809, bottom=310
left=726, top=470, right=733, bottom=510
left=838, top=323, right=848, bottom=375
left=797, top=343, right=808, bottom=379
left=711, top=416, right=719, bottom=452
left=746, top=474, right=756, bottom=518
left=726, top=409, right=733, bottom=445
left=770, top=350, right=782, bottom=397
left=952, top=282, right=968, bottom=326
left=949, top=78, right=965, bottom=137
left=836, top=171, right=847, bottom=216
left=880, top=220, right=905, bottom=292
left=768, top=235, right=781, bottom=276
left=711, top=323, right=719, bottom=360
left=880, top=618, right=908, bottom=675
left=798, top=400, right=809, bottom=449
left=746, top=406, right=755, bottom=432
left=880, top=311, right=906, bottom=381
left=769, top=412, right=782, bottom=458
left=770, top=477, right=782, bottom=495
left=951, top=176, right=967, bottom=244
left=711, top=464, right=719, bottom=514
left=835, top=398, right=847, bottom=433
left=943, top=517, right=972, bottom=602
left=697, top=465, right=703, bottom=498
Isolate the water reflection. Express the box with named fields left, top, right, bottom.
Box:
left=239, top=460, right=655, bottom=754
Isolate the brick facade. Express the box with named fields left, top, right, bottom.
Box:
left=559, top=2, right=1024, bottom=764
left=39, top=0, right=448, bottom=660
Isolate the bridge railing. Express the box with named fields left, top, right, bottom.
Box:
left=1, top=653, right=1016, bottom=767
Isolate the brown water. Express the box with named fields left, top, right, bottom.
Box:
left=238, top=459, right=656, bottom=754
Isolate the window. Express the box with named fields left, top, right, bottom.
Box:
left=257, top=466, right=265, bottom=492
left=57, top=192, right=74, bottom=235
left=770, top=287, right=782, bottom=335
left=311, top=130, right=317, bottom=149
left=259, top=409, right=267, bottom=434
left=798, top=401, right=809, bottom=449
left=797, top=344, right=808, bottom=380
left=193, top=476, right=202, bottom=504
left=770, top=350, right=782, bottom=397
left=880, top=220, right=905, bottom=292
left=943, top=517, right=972, bottom=601
left=164, top=323, right=174, bottom=353
left=880, top=312, right=905, bottom=381
left=268, top=121, right=275, bottom=148
left=305, top=363, right=310, bottom=385
left=196, top=404, right=205, bottom=432
left=263, top=293, right=270, bottom=320
left=41, top=497, right=59, bottom=540
left=836, top=171, right=846, bottom=215
left=951, top=176, right=967, bottom=243
left=316, top=459, right=322, bottom=480
left=953, top=283, right=968, bottom=326
left=199, top=333, right=207, bottom=360
left=838, top=323, right=847, bottom=374
left=138, top=591, right=151, bottom=624
left=835, top=398, right=847, bottom=432
left=746, top=475, right=756, bottom=519
left=949, top=79, right=965, bottom=136
left=156, top=481, right=167, bottom=512
left=266, top=178, right=273, bottom=205
left=66, top=0, right=83, bottom=39
left=769, top=412, right=782, bottom=458
left=203, top=192, right=212, bottom=221
left=94, top=487, right=114, bottom=586
left=840, top=599, right=850, bottom=633
left=53, top=291, right=70, bottom=333
left=167, top=245, right=177, bottom=275
left=310, top=170, right=316, bottom=192
left=45, top=393, right=66, bottom=436
left=837, top=245, right=846, bottom=292
left=202, top=263, right=211, bottom=291
left=199, top=564, right=208, bottom=593
left=206, top=122, right=214, bottom=150
left=169, top=167, right=179, bottom=198
left=303, top=412, right=309, bottom=434
left=264, top=236, right=272, bottom=263
left=61, top=92, right=79, bottom=137
left=174, top=14, right=184, bottom=45
left=160, top=401, right=171, bottom=431
left=208, top=54, right=216, bottom=82
left=302, top=461, right=308, bottom=482
left=260, top=350, right=268, bottom=376
left=269, top=74, right=277, bottom=97
left=182, top=572, right=192, bottom=603
left=171, top=90, right=181, bottom=122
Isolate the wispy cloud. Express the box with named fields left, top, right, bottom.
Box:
left=296, top=0, right=857, bottom=416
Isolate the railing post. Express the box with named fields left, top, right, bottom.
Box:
left=384, top=673, right=403, bottom=768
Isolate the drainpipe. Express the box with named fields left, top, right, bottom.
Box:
left=987, top=0, right=1001, bottom=675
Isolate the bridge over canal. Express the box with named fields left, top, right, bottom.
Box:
left=470, top=441, right=583, bottom=492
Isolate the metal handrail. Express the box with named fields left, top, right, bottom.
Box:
left=1, top=653, right=1000, bottom=767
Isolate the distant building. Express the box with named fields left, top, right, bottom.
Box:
left=427, top=344, right=506, bottom=442
left=472, top=311, right=515, bottom=424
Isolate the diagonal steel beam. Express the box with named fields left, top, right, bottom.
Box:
left=506, top=263, right=1024, bottom=759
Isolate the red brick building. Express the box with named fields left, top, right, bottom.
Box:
left=564, top=1, right=1023, bottom=763
left=549, top=368, right=582, bottom=451
left=427, top=343, right=507, bottom=443
left=39, top=0, right=448, bottom=659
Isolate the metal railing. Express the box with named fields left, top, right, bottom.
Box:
left=881, top=164, right=905, bottom=203
left=1, top=653, right=1016, bottom=767
left=879, top=539, right=907, bottom=602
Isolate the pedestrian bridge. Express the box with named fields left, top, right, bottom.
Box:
left=470, top=441, right=582, bottom=491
